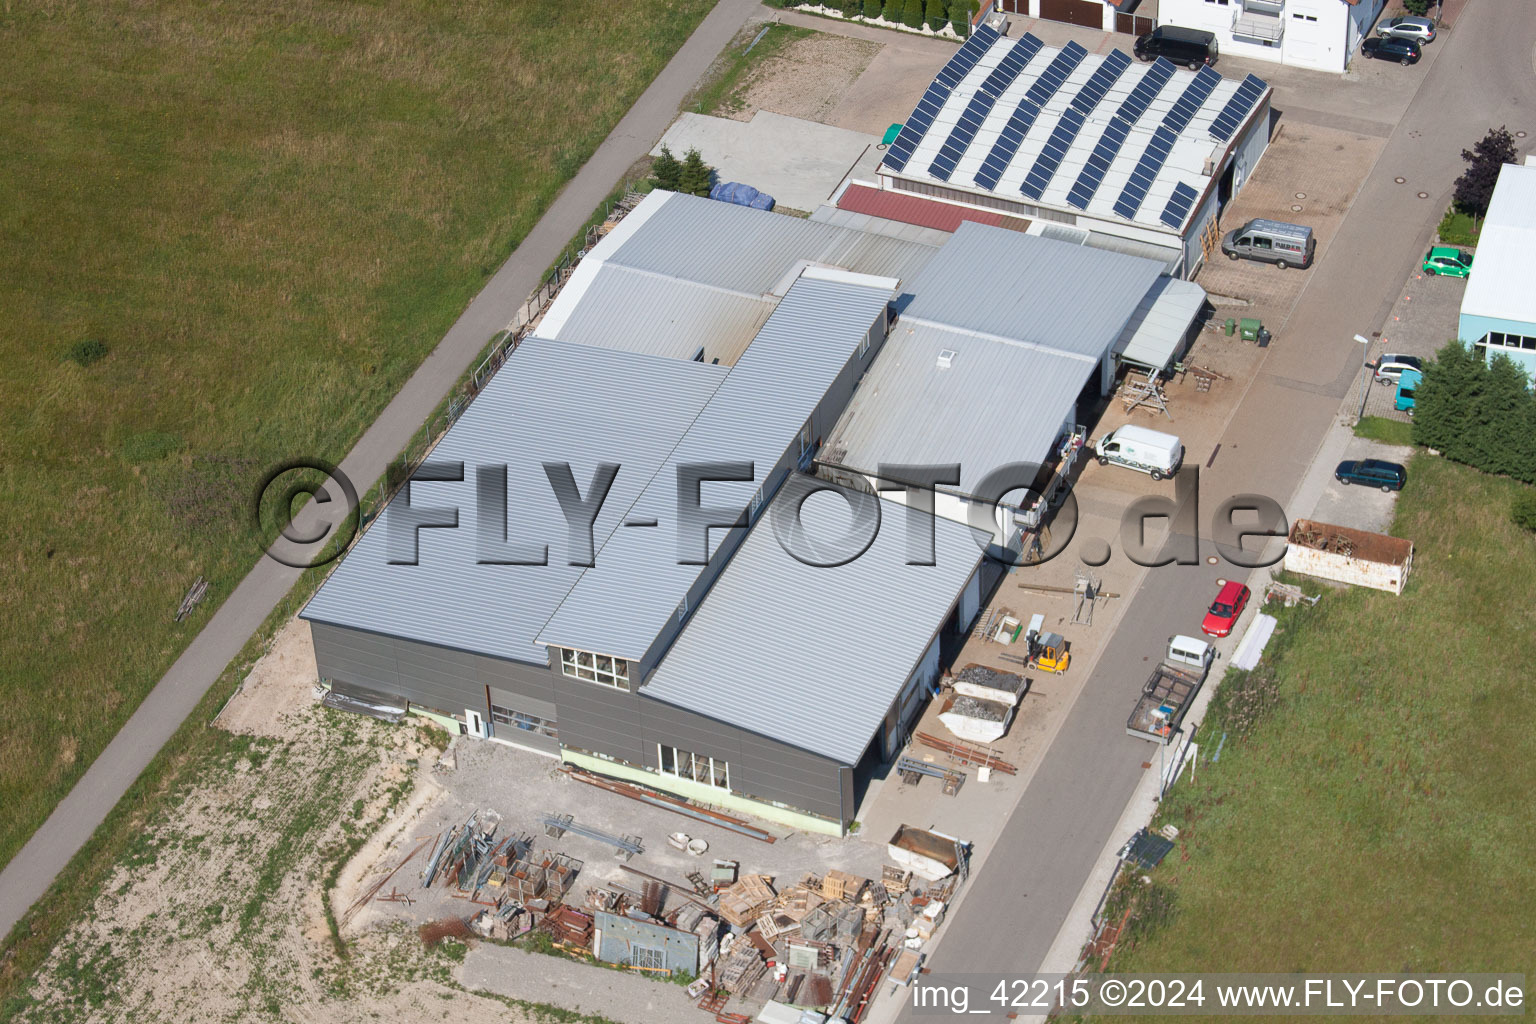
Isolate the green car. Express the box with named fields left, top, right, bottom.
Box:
left=1423, top=246, right=1473, bottom=278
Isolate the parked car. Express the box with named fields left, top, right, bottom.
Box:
left=1376, top=15, right=1436, bottom=45
left=1134, top=26, right=1218, bottom=69
left=1395, top=368, right=1422, bottom=416
left=1221, top=218, right=1315, bottom=270
left=1200, top=580, right=1250, bottom=638
left=1422, top=246, right=1473, bottom=277
left=1373, top=353, right=1423, bottom=384
left=1360, top=36, right=1421, bottom=65
left=1335, top=458, right=1407, bottom=491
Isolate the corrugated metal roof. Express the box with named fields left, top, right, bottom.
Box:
left=884, top=34, right=1269, bottom=234
left=604, top=191, right=939, bottom=295
left=643, top=490, right=986, bottom=764
left=1461, top=163, right=1536, bottom=326
left=837, top=183, right=1012, bottom=233
left=1115, top=277, right=1206, bottom=368
left=902, top=222, right=1166, bottom=359
left=537, top=270, right=897, bottom=661
left=548, top=265, right=774, bottom=366
left=821, top=322, right=1090, bottom=495
left=300, top=338, right=728, bottom=665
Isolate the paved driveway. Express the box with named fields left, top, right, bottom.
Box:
left=654, top=110, right=876, bottom=212
left=1310, top=436, right=1413, bottom=536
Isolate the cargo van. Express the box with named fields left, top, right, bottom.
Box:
left=1093, top=424, right=1184, bottom=480
left=1166, top=634, right=1214, bottom=672
left=1133, top=26, right=1218, bottom=69
left=1221, top=219, right=1315, bottom=270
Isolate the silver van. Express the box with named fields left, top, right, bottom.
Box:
left=1221, top=218, right=1315, bottom=270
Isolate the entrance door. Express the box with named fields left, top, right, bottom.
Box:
left=1038, top=0, right=1104, bottom=28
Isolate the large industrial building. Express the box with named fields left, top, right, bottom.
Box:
left=302, top=191, right=1204, bottom=834
left=1458, top=160, right=1536, bottom=384
left=851, top=24, right=1272, bottom=277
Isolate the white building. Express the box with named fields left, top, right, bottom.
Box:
left=1155, top=0, right=1387, bottom=74
left=864, top=24, right=1272, bottom=278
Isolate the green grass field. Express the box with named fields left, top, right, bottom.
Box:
left=0, top=0, right=714, bottom=873
left=1107, top=454, right=1536, bottom=984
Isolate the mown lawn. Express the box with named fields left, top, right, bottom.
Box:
left=1108, top=453, right=1536, bottom=982
left=0, top=0, right=714, bottom=872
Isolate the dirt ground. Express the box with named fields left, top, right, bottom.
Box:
left=730, top=30, right=882, bottom=124
left=10, top=619, right=611, bottom=1024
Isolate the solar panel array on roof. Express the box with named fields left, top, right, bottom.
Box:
left=1162, top=64, right=1221, bottom=135
left=974, top=99, right=1044, bottom=190
left=883, top=24, right=1000, bottom=172
left=1158, top=181, right=1201, bottom=230
left=1021, top=107, right=1085, bottom=201
left=929, top=34, right=1043, bottom=181
left=1113, top=124, right=1178, bottom=220
left=1070, top=48, right=1131, bottom=115
left=1065, top=116, right=1129, bottom=210
left=1023, top=39, right=1088, bottom=108
left=1209, top=73, right=1267, bottom=142
left=1115, top=57, right=1175, bottom=126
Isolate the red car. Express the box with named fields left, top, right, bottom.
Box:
left=1201, top=580, right=1250, bottom=638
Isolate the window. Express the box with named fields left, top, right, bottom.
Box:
left=658, top=744, right=730, bottom=790
left=631, top=946, right=664, bottom=971
left=490, top=704, right=557, bottom=738
left=1292, top=12, right=1317, bottom=20
left=677, top=596, right=688, bottom=623
left=559, top=648, right=630, bottom=690
left=1487, top=332, right=1536, bottom=349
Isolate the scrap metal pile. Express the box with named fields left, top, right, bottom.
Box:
left=370, top=808, right=971, bottom=1023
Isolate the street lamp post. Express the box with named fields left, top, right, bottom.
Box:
left=1353, top=333, right=1372, bottom=423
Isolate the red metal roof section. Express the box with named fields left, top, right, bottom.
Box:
left=837, top=184, right=1007, bottom=234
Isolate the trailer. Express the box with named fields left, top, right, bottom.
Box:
left=1127, top=636, right=1213, bottom=744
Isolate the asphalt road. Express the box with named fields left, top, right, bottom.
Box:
left=898, top=1, right=1536, bottom=1010
left=0, top=0, right=768, bottom=946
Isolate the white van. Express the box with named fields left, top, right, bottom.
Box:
left=1093, top=425, right=1184, bottom=480
left=1166, top=634, right=1213, bottom=673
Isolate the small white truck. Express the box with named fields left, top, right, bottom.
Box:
left=1126, top=635, right=1214, bottom=744
left=1093, top=424, right=1184, bottom=480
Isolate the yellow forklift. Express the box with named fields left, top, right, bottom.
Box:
left=1024, top=614, right=1071, bottom=674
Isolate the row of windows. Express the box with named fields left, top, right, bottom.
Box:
left=490, top=704, right=557, bottom=739
left=559, top=648, right=630, bottom=690
left=658, top=743, right=730, bottom=790
left=1480, top=332, right=1536, bottom=350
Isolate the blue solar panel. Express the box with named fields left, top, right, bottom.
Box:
left=1158, top=182, right=1200, bottom=230
left=927, top=35, right=1043, bottom=181
left=882, top=24, right=1002, bottom=172
left=1019, top=107, right=1085, bottom=201
left=972, top=99, right=1043, bottom=190
left=1115, top=57, right=1175, bottom=127
left=1071, top=49, right=1132, bottom=115
left=1112, top=125, right=1179, bottom=221
left=1023, top=40, right=1088, bottom=109
left=1209, top=73, right=1267, bottom=142
left=1162, top=64, right=1221, bottom=135
left=1065, top=116, right=1131, bottom=210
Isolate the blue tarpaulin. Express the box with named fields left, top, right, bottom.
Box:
left=710, top=181, right=775, bottom=211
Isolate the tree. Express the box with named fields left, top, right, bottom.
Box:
left=926, top=0, right=947, bottom=30
left=1453, top=126, right=1517, bottom=220
left=678, top=147, right=713, bottom=197
left=1513, top=490, right=1536, bottom=532
left=863, top=0, right=882, bottom=18
left=902, top=0, right=924, bottom=28
left=1402, top=0, right=1431, bottom=14
left=1470, top=355, right=1532, bottom=477
left=651, top=145, right=682, bottom=192
left=1411, top=340, right=1478, bottom=456
left=951, top=0, right=975, bottom=37
left=882, top=0, right=900, bottom=20
left=843, top=0, right=862, bottom=17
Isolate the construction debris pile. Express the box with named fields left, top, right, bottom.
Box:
left=366, top=807, right=973, bottom=1023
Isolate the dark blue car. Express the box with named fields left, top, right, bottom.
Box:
left=1335, top=459, right=1407, bottom=491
